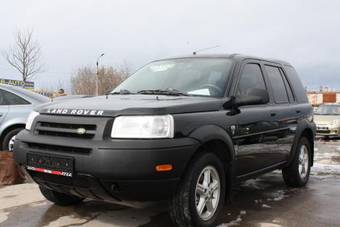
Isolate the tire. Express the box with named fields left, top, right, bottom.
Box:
left=169, top=152, right=226, bottom=227
left=39, top=186, right=84, bottom=206
left=2, top=127, right=24, bottom=152
left=282, top=137, right=311, bottom=187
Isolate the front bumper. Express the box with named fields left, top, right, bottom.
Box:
left=316, top=125, right=340, bottom=136
left=14, top=130, right=199, bottom=201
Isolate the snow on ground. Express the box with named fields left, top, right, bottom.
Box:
left=241, top=179, right=268, bottom=190
left=266, top=190, right=286, bottom=202
left=313, top=142, right=340, bottom=176
left=217, top=141, right=340, bottom=227
left=0, top=212, right=9, bottom=224
left=261, top=204, right=271, bottom=209
left=311, top=163, right=340, bottom=175
left=216, top=210, right=246, bottom=227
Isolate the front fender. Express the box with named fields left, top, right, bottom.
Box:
left=188, top=125, right=235, bottom=161
left=188, top=124, right=235, bottom=202
left=0, top=117, right=27, bottom=137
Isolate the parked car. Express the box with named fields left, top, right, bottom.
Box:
left=314, top=104, right=340, bottom=137
left=0, top=84, right=49, bottom=151
left=14, top=54, right=315, bottom=227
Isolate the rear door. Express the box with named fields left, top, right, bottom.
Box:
left=0, top=89, right=9, bottom=124
left=2, top=89, right=32, bottom=122
left=261, top=63, right=297, bottom=166
left=0, top=88, right=32, bottom=150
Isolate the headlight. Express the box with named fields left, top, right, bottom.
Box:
left=111, top=115, right=174, bottom=138
left=333, top=119, right=340, bottom=125
left=25, top=111, right=40, bottom=130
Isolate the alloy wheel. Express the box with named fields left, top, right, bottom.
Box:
left=8, top=135, right=16, bottom=151
left=298, top=144, right=309, bottom=179
left=195, top=166, right=221, bottom=221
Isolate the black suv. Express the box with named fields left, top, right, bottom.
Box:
left=14, top=54, right=315, bottom=227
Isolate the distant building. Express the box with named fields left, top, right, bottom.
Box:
left=307, top=91, right=340, bottom=106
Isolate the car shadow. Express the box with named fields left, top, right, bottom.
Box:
left=8, top=172, right=307, bottom=227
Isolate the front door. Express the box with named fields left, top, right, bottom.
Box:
left=232, top=62, right=279, bottom=176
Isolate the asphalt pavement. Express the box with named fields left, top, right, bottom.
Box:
left=0, top=141, right=340, bottom=227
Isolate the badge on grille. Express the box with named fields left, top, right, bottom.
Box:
left=77, top=128, right=87, bottom=135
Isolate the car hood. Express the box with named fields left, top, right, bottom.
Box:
left=314, top=114, right=340, bottom=125
left=37, top=95, right=227, bottom=117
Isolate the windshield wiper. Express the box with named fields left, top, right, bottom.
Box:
left=137, top=89, right=189, bottom=96
left=110, top=89, right=134, bottom=95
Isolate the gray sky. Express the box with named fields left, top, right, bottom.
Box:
left=1, top=0, right=340, bottom=91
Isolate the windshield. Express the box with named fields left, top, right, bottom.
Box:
left=315, top=105, right=340, bottom=115
left=112, top=58, right=233, bottom=97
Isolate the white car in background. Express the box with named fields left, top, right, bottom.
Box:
left=0, top=84, right=49, bottom=151
left=314, top=104, right=340, bottom=138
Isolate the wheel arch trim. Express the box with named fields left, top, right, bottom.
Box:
left=188, top=125, right=235, bottom=162
left=0, top=123, right=26, bottom=148
left=186, top=125, right=235, bottom=204
left=288, top=119, right=316, bottom=166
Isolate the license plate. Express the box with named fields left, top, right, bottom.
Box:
left=27, top=153, right=73, bottom=177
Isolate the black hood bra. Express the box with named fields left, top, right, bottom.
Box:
left=38, top=94, right=226, bottom=117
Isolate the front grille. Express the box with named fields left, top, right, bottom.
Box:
left=35, top=121, right=97, bottom=139
left=26, top=142, right=91, bottom=154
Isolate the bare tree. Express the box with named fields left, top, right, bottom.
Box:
left=3, top=29, right=43, bottom=82
left=71, top=66, right=128, bottom=95
left=71, top=67, right=96, bottom=95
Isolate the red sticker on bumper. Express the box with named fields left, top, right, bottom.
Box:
left=27, top=166, right=72, bottom=177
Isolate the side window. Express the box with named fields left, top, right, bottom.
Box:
left=0, top=90, right=7, bottom=105
left=237, top=63, right=266, bottom=96
left=1, top=90, right=30, bottom=105
left=265, top=65, right=289, bottom=103
left=284, top=66, right=308, bottom=103
left=280, top=68, right=295, bottom=102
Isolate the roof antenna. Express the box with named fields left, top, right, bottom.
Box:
left=193, top=45, right=221, bottom=55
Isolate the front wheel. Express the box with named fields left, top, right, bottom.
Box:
left=282, top=137, right=311, bottom=187
left=169, top=152, right=225, bottom=227
left=2, top=127, right=24, bottom=152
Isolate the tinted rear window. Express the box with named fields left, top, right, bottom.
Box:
left=284, top=66, right=308, bottom=103
left=0, top=89, right=30, bottom=105
left=265, top=65, right=289, bottom=103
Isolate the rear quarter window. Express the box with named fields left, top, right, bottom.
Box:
left=280, top=68, right=295, bottom=102
left=283, top=66, right=308, bottom=103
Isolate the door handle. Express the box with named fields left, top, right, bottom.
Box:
left=270, top=113, right=276, bottom=117
left=296, top=110, right=301, bottom=114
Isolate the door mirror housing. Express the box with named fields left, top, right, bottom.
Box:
left=235, top=88, right=269, bottom=107
left=223, top=88, right=269, bottom=114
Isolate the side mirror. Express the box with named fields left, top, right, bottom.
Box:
left=235, top=88, right=269, bottom=107
left=223, top=88, right=269, bottom=114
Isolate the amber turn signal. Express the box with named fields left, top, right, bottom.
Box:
left=155, top=164, right=173, bottom=172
